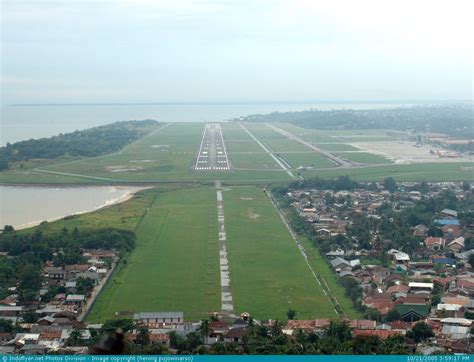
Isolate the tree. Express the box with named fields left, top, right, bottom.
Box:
left=323, top=320, right=352, bottom=343
left=468, top=254, right=474, bottom=269
left=144, top=343, right=169, bottom=355
left=0, top=318, right=14, bottom=333
left=383, top=309, right=401, bottom=322
left=67, top=329, right=83, bottom=346
left=364, top=309, right=381, bottom=322
left=101, top=319, right=134, bottom=333
left=286, top=309, right=297, bottom=320
left=351, top=335, right=382, bottom=354
left=198, top=319, right=210, bottom=344
left=383, top=177, right=398, bottom=193
left=77, top=277, right=95, bottom=295
left=136, top=325, right=150, bottom=350
left=462, top=181, right=471, bottom=192
left=380, top=335, right=409, bottom=354
left=22, top=312, right=38, bottom=323
left=2, top=225, right=14, bottom=233
left=407, top=322, right=434, bottom=344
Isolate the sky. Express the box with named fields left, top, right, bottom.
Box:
left=1, top=0, right=473, bottom=104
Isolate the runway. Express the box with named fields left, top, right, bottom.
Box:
left=194, top=124, right=231, bottom=171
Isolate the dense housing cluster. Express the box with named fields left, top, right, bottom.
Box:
left=278, top=179, right=474, bottom=354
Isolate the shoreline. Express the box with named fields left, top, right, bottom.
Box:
left=8, top=186, right=149, bottom=231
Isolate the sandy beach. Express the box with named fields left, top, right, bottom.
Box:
left=1, top=186, right=150, bottom=231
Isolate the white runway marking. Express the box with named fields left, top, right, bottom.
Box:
left=194, top=124, right=231, bottom=171
left=215, top=181, right=235, bottom=317
left=238, top=122, right=296, bottom=178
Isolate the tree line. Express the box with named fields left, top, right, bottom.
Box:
left=236, top=105, right=474, bottom=139
left=0, top=119, right=158, bottom=170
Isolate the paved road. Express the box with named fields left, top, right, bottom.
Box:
left=195, top=124, right=231, bottom=171
left=266, top=123, right=354, bottom=167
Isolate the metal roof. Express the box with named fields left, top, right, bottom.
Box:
left=133, top=312, right=183, bottom=320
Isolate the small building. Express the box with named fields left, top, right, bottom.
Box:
left=65, top=294, right=85, bottom=306
left=395, top=304, right=430, bottom=322
left=424, top=237, right=445, bottom=251
left=447, top=237, right=465, bottom=252
left=393, top=252, right=410, bottom=264
left=408, top=282, right=434, bottom=293
left=133, top=312, right=184, bottom=325
left=441, top=209, right=458, bottom=218
left=223, top=327, right=247, bottom=344
left=434, top=219, right=460, bottom=226
left=326, top=249, right=345, bottom=258
left=329, top=257, right=351, bottom=272
left=437, top=303, right=463, bottom=318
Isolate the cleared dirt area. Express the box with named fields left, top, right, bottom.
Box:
left=351, top=141, right=473, bottom=164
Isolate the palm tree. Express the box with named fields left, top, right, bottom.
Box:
left=136, top=325, right=150, bottom=351
left=198, top=319, right=210, bottom=345
left=67, top=329, right=83, bottom=346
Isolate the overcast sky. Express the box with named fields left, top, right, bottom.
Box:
left=1, top=0, right=473, bottom=104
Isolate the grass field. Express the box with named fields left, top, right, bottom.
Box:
left=87, top=186, right=221, bottom=322
left=27, top=188, right=160, bottom=235
left=316, top=143, right=359, bottom=151
left=223, top=186, right=341, bottom=320
left=336, top=152, right=392, bottom=164
left=265, top=139, right=312, bottom=152
left=1, top=122, right=470, bottom=184
left=230, top=153, right=280, bottom=169
left=302, top=162, right=474, bottom=182
left=298, top=236, right=360, bottom=319
left=242, top=123, right=287, bottom=140
left=0, top=122, right=296, bottom=183
left=221, top=122, right=253, bottom=141
left=225, top=140, right=266, bottom=153
left=280, top=153, right=336, bottom=169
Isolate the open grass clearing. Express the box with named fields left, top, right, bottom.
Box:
left=88, top=186, right=220, bottom=322
left=298, top=236, right=360, bottom=319
left=264, top=139, right=312, bottom=152
left=22, top=188, right=160, bottom=235
left=316, top=143, right=359, bottom=151
left=221, top=122, right=253, bottom=141
left=224, top=186, right=339, bottom=319
left=241, top=123, right=287, bottom=140
left=230, top=153, right=281, bottom=169
left=280, top=153, right=336, bottom=169
left=301, top=162, right=474, bottom=182
left=336, top=152, right=392, bottom=164
left=226, top=140, right=266, bottom=153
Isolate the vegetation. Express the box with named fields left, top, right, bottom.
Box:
left=0, top=120, right=158, bottom=170
left=102, top=319, right=409, bottom=355
left=237, top=105, right=474, bottom=139
left=223, top=186, right=341, bottom=319
left=0, top=227, right=135, bottom=302
left=272, top=175, right=474, bottom=314
left=88, top=186, right=221, bottom=322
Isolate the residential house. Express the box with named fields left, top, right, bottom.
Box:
left=223, top=327, right=246, bottom=344
left=395, top=304, right=430, bottom=322
left=329, top=257, right=351, bottom=272
left=425, top=237, right=445, bottom=251
left=447, top=237, right=465, bottom=252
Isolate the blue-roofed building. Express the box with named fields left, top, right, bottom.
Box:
left=432, top=257, right=456, bottom=266
left=434, top=219, right=460, bottom=226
